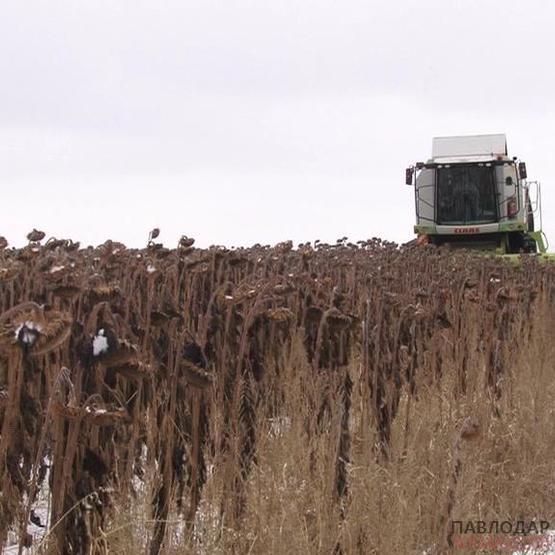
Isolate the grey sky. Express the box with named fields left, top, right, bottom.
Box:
left=1, top=0, right=554, bottom=248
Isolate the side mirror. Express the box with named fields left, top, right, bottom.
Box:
left=405, top=167, right=414, bottom=186
left=518, top=162, right=527, bottom=180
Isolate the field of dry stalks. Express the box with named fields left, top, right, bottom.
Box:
left=0, top=234, right=554, bottom=554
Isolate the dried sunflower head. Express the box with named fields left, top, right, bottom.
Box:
left=0, top=302, right=72, bottom=356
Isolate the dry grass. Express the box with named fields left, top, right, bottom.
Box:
left=0, top=236, right=554, bottom=554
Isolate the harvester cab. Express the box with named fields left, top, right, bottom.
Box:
left=406, top=134, right=548, bottom=254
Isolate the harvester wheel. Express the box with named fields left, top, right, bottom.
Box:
left=522, top=235, right=537, bottom=254
left=508, top=231, right=537, bottom=254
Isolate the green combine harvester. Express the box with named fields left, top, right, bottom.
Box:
left=406, top=134, right=552, bottom=260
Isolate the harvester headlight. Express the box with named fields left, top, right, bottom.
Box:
left=507, top=196, right=518, bottom=219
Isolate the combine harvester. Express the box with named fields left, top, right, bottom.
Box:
left=405, top=134, right=552, bottom=260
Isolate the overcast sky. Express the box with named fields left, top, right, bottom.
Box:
left=1, top=0, right=554, bottom=248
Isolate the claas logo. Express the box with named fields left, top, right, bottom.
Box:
left=454, top=227, right=480, bottom=234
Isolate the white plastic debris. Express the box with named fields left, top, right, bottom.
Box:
left=49, top=265, right=65, bottom=273
left=92, top=329, right=109, bottom=356
left=14, top=321, right=42, bottom=346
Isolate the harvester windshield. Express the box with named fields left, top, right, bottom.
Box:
left=436, top=165, right=498, bottom=225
